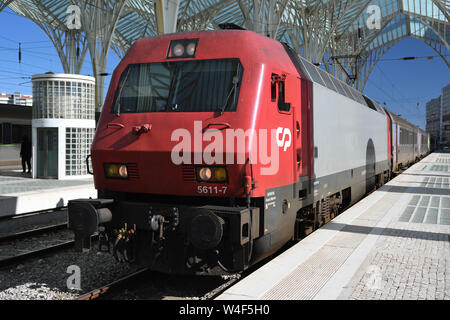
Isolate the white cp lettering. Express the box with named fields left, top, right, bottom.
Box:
left=276, top=127, right=292, bottom=152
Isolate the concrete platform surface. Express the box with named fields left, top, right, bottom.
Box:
left=217, top=153, right=450, bottom=300
left=0, top=168, right=96, bottom=217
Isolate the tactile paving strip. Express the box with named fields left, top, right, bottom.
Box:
left=421, top=177, right=450, bottom=188
left=435, top=158, right=450, bottom=163
left=425, top=165, right=450, bottom=172
left=399, top=195, right=450, bottom=225
left=261, top=246, right=353, bottom=300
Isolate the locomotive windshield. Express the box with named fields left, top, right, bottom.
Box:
left=112, top=58, right=243, bottom=114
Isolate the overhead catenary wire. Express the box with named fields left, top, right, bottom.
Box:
left=0, top=31, right=51, bottom=45
left=378, top=54, right=450, bottom=62
left=375, top=64, right=413, bottom=111
left=366, top=77, right=414, bottom=115
left=0, top=41, right=114, bottom=74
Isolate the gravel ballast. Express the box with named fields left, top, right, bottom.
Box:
left=0, top=241, right=240, bottom=300
left=0, top=244, right=139, bottom=300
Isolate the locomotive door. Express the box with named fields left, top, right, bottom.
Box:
left=292, top=77, right=304, bottom=183
left=299, top=78, right=313, bottom=180
left=292, top=87, right=301, bottom=181
left=266, top=71, right=300, bottom=247
left=279, top=73, right=301, bottom=184
left=268, top=71, right=298, bottom=190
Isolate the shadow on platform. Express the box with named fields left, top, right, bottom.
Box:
left=0, top=166, right=32, bottom=179
left=401, top=173, right=450, bottom=178
left=383, top=185, right=450, bottom=196
left=322, top=221, right=449, bottom=242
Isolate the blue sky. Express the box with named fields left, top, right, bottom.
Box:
left=0, top=7, right=448, bottom=130
left=363, top=37, right=449, bottom=130
left=0, top=8, right=120, bottom=94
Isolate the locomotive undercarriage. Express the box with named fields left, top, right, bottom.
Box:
left=68, top=195, right=261, bottom=274
left=294, top=169, right=391, bottom=240
left=294, top=192, right=343, bottom=240
left=68, top=168, right=393, bottom=274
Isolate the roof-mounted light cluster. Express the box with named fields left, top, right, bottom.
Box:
left=167, top=39, right=199, bottom=59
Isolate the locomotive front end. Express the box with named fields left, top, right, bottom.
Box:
left=67, top=31, right=277, bottom=274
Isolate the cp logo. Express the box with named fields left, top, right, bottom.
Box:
left=276, top=127, right=292, bottom=152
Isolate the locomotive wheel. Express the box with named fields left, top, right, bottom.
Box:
left=330, top=206, right=338, bottom=219
left=304, top=223, right=314, bottom=237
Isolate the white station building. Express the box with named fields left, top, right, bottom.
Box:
left=31, top=73, right=96, bottom=180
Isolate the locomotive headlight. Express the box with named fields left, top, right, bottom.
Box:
left=118, top=165, right=128, bottom=178
left=214, top=167, right=227, bottom=182
left=106, top=164, right=119, bottom=177
left=172, top=43, right=184, bottom=57
left=198, top=167, right=212, bottom=181
left=104, top=163, right=128, bottom=179
left=167, top=39, right=199, bottom=59
left=186, top=42, right=196, bottom=56
left=196, top=166, right=228, bottom=183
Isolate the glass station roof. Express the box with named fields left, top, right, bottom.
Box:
left=5, top=0, right=447, bottom=54
left=3, top=0, right=448, bottom=90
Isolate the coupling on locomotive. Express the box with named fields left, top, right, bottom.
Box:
left=68, top=30, right=430, bottom=274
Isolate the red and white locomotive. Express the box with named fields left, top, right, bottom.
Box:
left=68, top=30, right=430, bottom=274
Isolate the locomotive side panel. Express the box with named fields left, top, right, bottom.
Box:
left=312, top=83, right=389, bottom=203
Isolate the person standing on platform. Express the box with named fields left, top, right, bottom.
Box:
left=20, top=135, right=31, bottom=174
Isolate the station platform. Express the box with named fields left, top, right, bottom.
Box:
left=0, top=166, right=96, bottom=218
left=217, top=153, right=450, bottom=300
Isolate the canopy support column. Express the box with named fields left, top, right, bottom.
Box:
left=154, top=0, right=180, bottom=35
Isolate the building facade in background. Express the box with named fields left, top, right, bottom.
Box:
left=442, top=85, right=450, bottom=147
left=0, top=104, right=31, bottom=145
left=0, top=103, right=32, bottom=166
left=31, top=73, right=95, bottom=179
left=426, top=84, right=450, bottom=150
left=426, top=97, right=441, bottom=148
left=0, top=92, right=32, bottom=106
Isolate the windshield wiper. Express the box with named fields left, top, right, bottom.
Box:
left=219, top=74, right=240, bottom=115
left=165, top=63, right=180, bottom=112
left=115, top=67, right=131, bottom=117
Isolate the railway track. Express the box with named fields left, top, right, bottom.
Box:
left=0, top=207, right=68, bottom=238
left=75, top=269, right=241, bottom=301
left=0, top=232, right=102, bottom=269
left=0, top=220, right=75, bottom=269
left=73, top=245, right=299, bottom=301
left=0, top=240, right=74, bottom=268
left=76, top=268, right=152, bottom=300
left=0, top=210, right=237, bottom=301
left=0, top=223, right=68, bottom=244
left=200, top=275, right=241, bottom=300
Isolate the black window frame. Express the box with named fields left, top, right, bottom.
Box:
left=271, top=73, right=277, bottom=102
left=111, top=58, right=244, bottom=114
left=277, top=80, right=291, bottom=113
